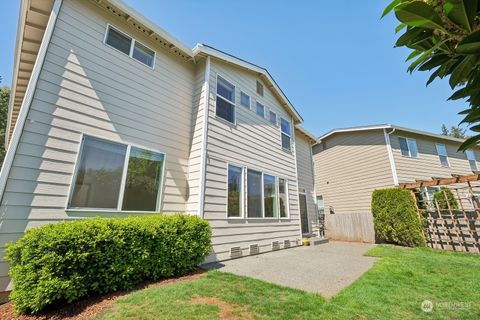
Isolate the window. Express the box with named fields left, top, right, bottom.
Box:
left=280, top=118, right=291, bottom=151
left=263, top=174, right=277, bottom=217
left=398, top=137, right=418, bottom=157
left=466, top=149, right=478, bottom=171
left=105, top=25, right=155, bottom=68
left=240, top=91, right=250, bottom=108
left=435, top=144, right=449, bottom=167
left=256, top=80, right=264, bottom=96
left=247, top=169, right=263, bottom=218
left=316, top=195, right=324, bottom=215
left=69, top=136, right=165, bottom=211
left=256, top=102, right=265, bottom=118
left=269, top=110, right=277, bottom=125
left=216, top=76, right=235, bottom=123
left=227, top=165, right=243, bottom=217
left=279, top=178, right=288, bottom=218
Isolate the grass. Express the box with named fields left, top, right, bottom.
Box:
left=99, top=245, right=480, bottom=319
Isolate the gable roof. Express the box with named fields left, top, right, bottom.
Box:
left=317, top=124, right=467, bottom=144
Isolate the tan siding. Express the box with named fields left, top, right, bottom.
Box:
left=204, top=60, right=302, bottom=259
left=313, top=130, right=394, bottom=215
left=391, top=130, right=480, bottom=183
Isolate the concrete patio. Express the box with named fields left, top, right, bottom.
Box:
left=203, top=241, right=377, bottom=298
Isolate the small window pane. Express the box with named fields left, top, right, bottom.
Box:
left=106, top=27, right=132, bottom=55
left=269, top=111, right=277, bottom=125
left=408, top=139, right=418, bottom=157
left=70, top=137, right=127, bottom=209
left=467, top=150, right=477, bottom=171
left=240, top=92, right=250, bottom=108
left=217, top=77, right=235, bottom=103
left=264, top=174, right=277, bottom=218
left=121, top=147, right=164, bottom=211
left=228, top=165, right=242, bottom=217
left=436, top=144, right=448, bottom=166
left=398, top=137, right=409, bottom=156
left=216, top=96, right=235, bottom=123
left=256, top=80, right=264, bottom=96
left=282, top=133, right=291, bottom=150
left=256, top=103, right=265, bottom=117
left=469, top=160, right=478, bottom=171
left=279, top=178, right=288, bottom=218
left=247, top=169, right=262, bottom=218
left=280, top=118, right=291, bottom=136
left=132, top=41, right=155, bottom=67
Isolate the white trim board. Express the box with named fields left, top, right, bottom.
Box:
left=198, top=56, right=211, bottom=217
left=383, top=128, right=399, bottom=186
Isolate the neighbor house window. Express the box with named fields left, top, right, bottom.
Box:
left=69, top=136, right=164, bottom=211
left=263, top=174, right=277, bottom=217
left=279, top=178, right=288, bottom=218
left=105, top=25, right=155, bottom=68
left=398, top=137, right=418, bottom=157
left=216, top=76, right=236, bottom=123
left=256, top=80, right=264, bottom=96
left=280, top=118, right=291, bottom=151
left=269, top=110, right=277, bottom=125
left=227, top=165, right=243, bottom=217
left=466, top=149, right=478, bottom=171
left=247, top=169, right=263, bottom=218
left=240, top=91, right=250, bottom=109
left=435, top=143, right=449, bottom=167
left=256, top=102, right=265, bottom=118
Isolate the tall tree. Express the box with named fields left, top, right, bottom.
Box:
left=441, top=123, right=469, bottom=138
left=0, top=86, right=10, bottom=166
left=383, top=0, right=480, bottom=150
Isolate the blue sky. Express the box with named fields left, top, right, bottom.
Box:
left=0, top=0, right=468, bottom=137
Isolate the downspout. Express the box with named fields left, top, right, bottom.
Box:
left=383, top=128, right=399, bottom=186
left=198, top=56, right=211, bottom=218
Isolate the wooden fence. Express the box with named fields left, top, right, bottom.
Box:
left=325, top=212, right=375, bottom=243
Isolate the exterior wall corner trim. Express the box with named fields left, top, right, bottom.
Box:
left=383, top=128, right=399, bottom=186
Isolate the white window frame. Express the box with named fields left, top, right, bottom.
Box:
left=280, top=117, right=292, bottom=151
left=278, top=177, right=290, bottom=219
left=215, top=74, right=236, bottom=125
left=268, top=110, right=277, bottom=125
left=398, top=137, right=418, bottom=158
left=66, top=134, right=166, bottom=213
left=103, top=24, right=156, bottom=69
left=256, top=102, right=265, bottom=118
left=240, top=91, right=251, bottom=109
left=226, top=162, right=245, bottom=219
left=466, top=149, right=478, bottom=171
left=435, top=143, right=450, bottom=167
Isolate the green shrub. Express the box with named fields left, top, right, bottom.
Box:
left=5, top=214, right=211, bottom=314
left=371, top=188, right=426, bottom=247
left=433, top=187, right=459, bottom=210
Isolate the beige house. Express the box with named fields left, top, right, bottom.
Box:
left=0, top=0, right=319, bottom=294
left=312, top=124, right=480, bottom=242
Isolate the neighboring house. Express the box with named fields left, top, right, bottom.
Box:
left=0, top=0, right=318, bottom=294
left=312, top=124, right=480, bottom=242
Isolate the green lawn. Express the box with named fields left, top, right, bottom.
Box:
left=99, top=246, right=480, bottom=320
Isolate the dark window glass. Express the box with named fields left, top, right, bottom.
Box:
left=216, top=96, right=235, bottom=123
left=282, top=133, right=291, bottom=150
left=399, top=137, right=409, bottom=156
left=247, top=169, right=262, bottom=218
left=264, top=174, right=277, bottom=217
left=256, top=103, right=265, bottom=117
left=269, top=111, right=277, bottom=125
left=217, top=77, right=235, bottom=102
left=106, top=27, right=132, bottom=55
left=280, top=118, right=291, bottom=136
left=133, top=41, right=155, bottom=67
left=228, top=165, right=242, bottom=217
left=279, top=178, right=288, bottom=218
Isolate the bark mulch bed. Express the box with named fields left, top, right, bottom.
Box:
left=0, top=269, right=206, bottom=320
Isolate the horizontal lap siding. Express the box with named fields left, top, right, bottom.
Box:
left=0, top=0, right=196, bottom=286
left=391, top=131, right=480, bottom=183
left=295, top=133, right=318, bottom=232
left=204, top=60, right=301, bottom=261
left=313, top=130, right=393, bottom=215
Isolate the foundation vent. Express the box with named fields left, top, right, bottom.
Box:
left=272, top=241, right=280, bottom=251
left=249, top=244, right=260, bottom=255
left=230, top=246, right=242, bottom=259
left=284, top=240, right=291, bottom=248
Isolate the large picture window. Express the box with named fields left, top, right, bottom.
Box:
left=216, top=76, right=236, bottom=123
left=69, top=136, right=165, bottom=212
left=247, top=169, right=263, bottom=218
left=280, top=118, right=291, bottom=151
left=228, top=165, right=243, bottom=217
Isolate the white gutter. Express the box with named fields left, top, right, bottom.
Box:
left=0, top=0, right=63, bottom=202
left=198, top=56, right=211, bottom=218
left=383, top=128, right=399, bottom=186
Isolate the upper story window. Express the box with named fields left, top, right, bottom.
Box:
left=256, top=102, right=265, bottom=118
left=240, top=91, right=250, bottom=109
left=216, top=76, right=236, bottom=123
left=435, top=143, right=449, bottom=167
left=105, top=25, right=155, bottom=68
left=269, top=110, right=277, bottom=125
left=466, top=149, right=477, bottom=171
left=69, top=136, right=165, bottom=212
left=280, top=117, right=291, bottom=151
left=256, top=80, right=264, bottom=96
left=398, top=137, right=418, bottom=157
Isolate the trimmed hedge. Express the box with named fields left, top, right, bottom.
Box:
left=371, top=188, right=426, bottom=247
left=5, top=214, right=211, bottom=314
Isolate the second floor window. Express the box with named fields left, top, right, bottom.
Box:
left=269, top=111, right=277, bottom=125
left=435, top=143, right=449, bottom=167
left=216, top=76, right=235, bottom=123
left=256, top=102, right=265, bottom=118
left=466, top=149, right=477, bottom=171
left=280, top=118, right=291, bottom=151
left=398, top=137, right=418, bottom=157
left=240, top=92, right=250, bottom=108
